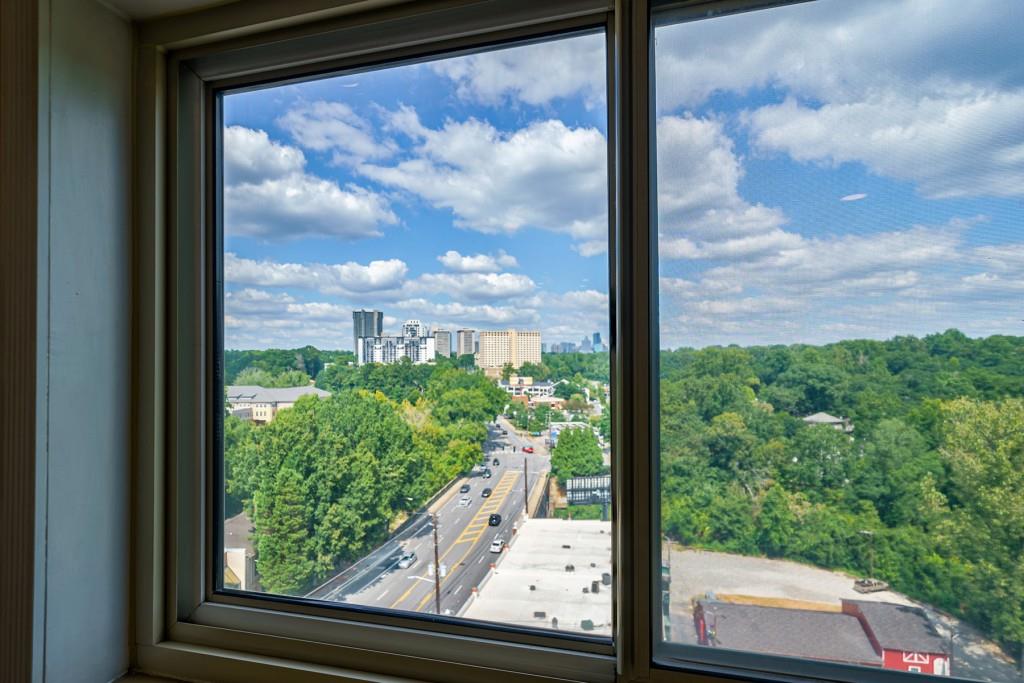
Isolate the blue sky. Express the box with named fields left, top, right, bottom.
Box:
left=222, top=0, right=1023, bottom=351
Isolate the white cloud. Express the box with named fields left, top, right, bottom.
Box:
left=656, top=115, right=791, bottom=260
left=841, top=193, right=868, bottom=202
left=745, top=92, right=1024, bottom=199
left=437, top=249, right=518, bottom=273
left=277, top=101, right=395, bottom=165
left=223, top=125, right=397, bottom=240
left=224, top=126, right=305, bottom=184
left=655, top=0, right=1024, bottom=200
left=432, top=33, right=605, bottom=108
left=394, top=298, right=538, bottom=327
left=225, top=252, right=408, bottom=296
left=574, top=240, right=608, bottom=257
left=225, top=177, right=397, bottom=240
left=361, top=109, right=607, bottom=245
left=414, top=272, right=535, bottom=300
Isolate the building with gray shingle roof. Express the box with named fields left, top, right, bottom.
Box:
left=694, top=601, right=881, bottom=667
left=226, top=384, right=330, bottom=423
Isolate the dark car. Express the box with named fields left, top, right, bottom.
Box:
left=488, top=514, right=501, bottom=526
left=492, top=458, right=500, bottom=466
left=482, top=469, right=492, bottom=479
left=459, top=484, right=471, bottom=494
left=481, top=488, right=492, bottom=498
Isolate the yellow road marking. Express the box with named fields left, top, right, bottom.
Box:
left=414, top=471, right=521, bottom=611
left=389, top=470, right=521, bottom=610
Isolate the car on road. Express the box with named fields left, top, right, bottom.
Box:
left=501, top=430, right=508, bottom=435
left=459, top=484, right=471, bottom=493
left=397, top=552, right=417, bottom=569
left=530, top=431, right=541, bottom=436
left=489, top=538, right=505, bottom=553
left=482, top=468, right=492, bottom=479
left=488, top=514, right=501, bottom=526
left=492, top=458, right=500, bottom=466
left=458, top=496, right=471, bottom=508
left=481, top=488, right=492, bottom=498
left=523, top=446, right=534, bottom=453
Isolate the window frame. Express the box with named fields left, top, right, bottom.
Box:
left=132, top=0, right=995, bottom=682
left=136, top=1, right=633, bottom=682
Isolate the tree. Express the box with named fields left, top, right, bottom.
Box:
left=254, top=467, right=314, bottom=595
left=551, top=427, right=603, bottom=482
left=500, top=363, right=515, bottom=381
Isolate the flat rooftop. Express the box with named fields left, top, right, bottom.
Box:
left=463, top=518, right=612, bottom=635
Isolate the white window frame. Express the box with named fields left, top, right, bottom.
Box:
left=131, top=1, right=993, bottom=682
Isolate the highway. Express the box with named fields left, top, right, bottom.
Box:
left=307, top=416, right=551, bottom=616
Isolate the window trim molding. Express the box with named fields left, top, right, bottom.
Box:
left=135, top=2, right=627, bottom=682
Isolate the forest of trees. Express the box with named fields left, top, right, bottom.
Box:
left=658, top=330, right=1024, bottom=656
left=224, top=358, right=506, bottom=595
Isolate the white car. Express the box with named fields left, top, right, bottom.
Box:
left=457, top=496, right=471, bottom=508
left=397, top=552, right=417, bottom=569
left=489, top=538, right=505, bottom=553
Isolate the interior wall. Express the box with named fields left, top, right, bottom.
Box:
left=39, top=0, right=133, bottom=679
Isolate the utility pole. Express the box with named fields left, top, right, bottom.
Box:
left=524, top=457, right=529, bottom=518
left=432, top=513, right=441, bottom=615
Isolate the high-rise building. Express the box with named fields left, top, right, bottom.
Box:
left=475, top=330, right=542, bottom=370
left=593, top=332, right=602, bottom=349
left=434, top=329, right=452, bottom=357
left=357, top=335, right=436, bottom=365
left=579, top=336, right=593, bottom=353
left=402, top=319, right=426, bottom=338
left=456, top=329, right=475, bottom=357
left=352, top=309, right=383, bottom=352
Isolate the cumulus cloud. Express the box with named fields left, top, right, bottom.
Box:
left=414, top=272, right=536, bottom=300
left=431, top=33, right=605, bottom=108
left=437, top=249, right=518, bottom=273
left=656, top=115, right=792, bottom=261
left=841, top=194, right=868, bottom=202
left=223, top=125, right=397, bottom=240
left=225, top=252, right=408, bottom=296
left=277, top=101, right=395, bottom=165
left=394, top=298, right=538, bottom=327
left=745, top=93, right=1024, bottom=199
left=360, top=108, right=607, bottom=245
left=655, top=0, right=1024, bottom=200
left=224, top=125, right=305, bottom=184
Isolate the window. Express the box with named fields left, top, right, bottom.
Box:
left=653, top=2, right=1024, bottom=683
left=217, top=29, right=614, bottom=637
left=138, top=1, right=1024, bottom=682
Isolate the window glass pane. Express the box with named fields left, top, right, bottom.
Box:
left=653, top=1, right=1023, bottom=680
left=219, top=32, right=613, bottom=637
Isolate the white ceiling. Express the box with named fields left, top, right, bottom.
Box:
left=104, top=0, right=236, bottom=21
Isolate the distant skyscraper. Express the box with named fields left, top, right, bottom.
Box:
left=456, top=329, right=475, bottom=357
left=593, top=332, right=602, bottom=349
left=402, top=319, right=426, bottom=338
left=579, top=336, right=593, bottom=353
left=434, top=329, right=452, bottom=357
left=542, top=343, right=548, bottom=353
left=352, top=309, right=383, bottom=351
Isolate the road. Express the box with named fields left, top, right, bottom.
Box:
left=308, top=417, right=551, bottom=616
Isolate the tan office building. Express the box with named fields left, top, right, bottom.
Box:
left=475, top=330, right=542, bottom=370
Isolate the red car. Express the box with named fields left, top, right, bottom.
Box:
left=523, top=446, right=534, bottom=453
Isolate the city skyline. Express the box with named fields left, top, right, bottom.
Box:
left=223, top=2, right=1023, bottom=353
